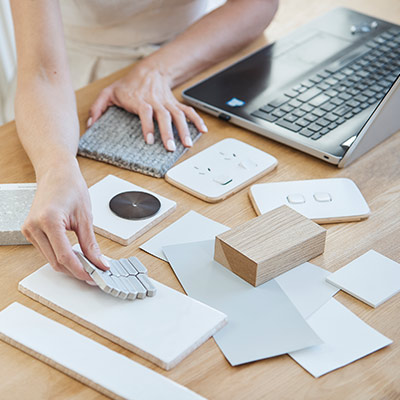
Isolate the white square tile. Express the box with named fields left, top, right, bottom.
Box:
left=326, top=250, right=400, bottom=307
left=289, top=298, right=392, bottom=378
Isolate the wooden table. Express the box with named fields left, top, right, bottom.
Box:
left=1, top=0, right=399, bottom=398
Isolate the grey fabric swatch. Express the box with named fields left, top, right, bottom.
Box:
left=78, top=106, right=201, bottom=178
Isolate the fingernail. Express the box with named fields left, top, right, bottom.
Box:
left=166, top=139, right=176, bottom=152
left=201, top=123, right=208, bottom=133
left=86, top=280, right=97, bottom=286
left=146, top=133, right=154, bottom=145
left=184, top=135, right=193, bottom=147
left=99, top=255, right=110, bottom=269
left=87, top=117, right=93, bottom=128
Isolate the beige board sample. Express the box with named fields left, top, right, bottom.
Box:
left=19, top=262, right=227, bottom=370
left=0, top=303, right=205, bottom=400
left=214, top=205, right=326, bottom=286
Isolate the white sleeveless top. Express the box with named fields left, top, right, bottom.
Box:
left=60, top=0, right=208, bottom=88
left=2, top=0, right=208, bottom=123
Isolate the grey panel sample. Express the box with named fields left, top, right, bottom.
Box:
left=163, top=240, right=322, bottom=366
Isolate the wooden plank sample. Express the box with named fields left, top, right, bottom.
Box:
left=19, top=262, right=227, bottom=370
left=0, top=303, right=205, bottom=400
left=214, top=205, right=326, bottom=286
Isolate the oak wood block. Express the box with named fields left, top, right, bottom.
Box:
left=214, top=205, right=326, bottom=286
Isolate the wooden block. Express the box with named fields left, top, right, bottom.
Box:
left=214, top=205, right=326, bottom=286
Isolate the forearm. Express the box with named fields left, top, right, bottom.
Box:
left=138, top=0, right=279, bottom=87
left=15, top=78, right=80, bottom=179
left=11, top=0, right=80, bottom=180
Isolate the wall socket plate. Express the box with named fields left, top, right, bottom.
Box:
left=165, top=138, right=278, bottom=202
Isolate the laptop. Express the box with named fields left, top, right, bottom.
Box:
left=182, top=8, right=400, bottom=167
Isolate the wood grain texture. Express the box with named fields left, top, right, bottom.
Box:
left=0, top=0, right=399, bottom=398
left=214, top=206, right=326, bottom=286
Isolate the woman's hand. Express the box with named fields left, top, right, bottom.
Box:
left=88, top=62, right=208, bottom=151
left=22, top=158, right=109, bottom=282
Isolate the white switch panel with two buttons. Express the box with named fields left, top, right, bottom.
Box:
left=165, top=138, right=278, bottom=202
left=249, top=178, right=370, bottom=223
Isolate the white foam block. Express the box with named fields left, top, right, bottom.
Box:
left=163, top=240, right=322, bottom=366
left=19, top=263, right=227, bottom=370
left=289, top=298, right=392, bottom=378
left=89, top=175, right=176, bottom=245
left=326, top=250, right=400, bottom=308
left=275, top=262, right=339, bottom=319
left=0, top=303, right=205, bottom=400
left=140, top=210, right=229, bottom=261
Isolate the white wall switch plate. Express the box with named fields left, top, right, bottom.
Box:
left=89, top=175, right=176, bottom=245
left=249, top=178, right=370, bottom=224
left=165, top=138, right=277, bottom=202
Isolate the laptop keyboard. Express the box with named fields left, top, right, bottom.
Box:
left=252, top=28, right=400, bottom=141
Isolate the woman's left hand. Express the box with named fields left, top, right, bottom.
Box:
left=87, top=62, right=208, bottom=151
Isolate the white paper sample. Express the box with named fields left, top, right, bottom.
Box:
left=289, top=298, right=392, bottom=377
left=163, top=240, right=322, bottom=366
left=140, top=210, right=229, bottom=261
left=326, top=250, right=400, bottom=307
left=275, top=262, right=339, bottom=318
left=0, top=303, right=205, bottom=400
left=19, top=263, right=227, bottom=370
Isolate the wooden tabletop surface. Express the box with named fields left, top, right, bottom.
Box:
left=0, top=0, right=399, bottom=399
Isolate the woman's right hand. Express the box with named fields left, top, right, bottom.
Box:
left=22, top=158, right=109, bottom=282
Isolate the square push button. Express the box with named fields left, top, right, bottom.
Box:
left=314, top=192, right=332, bottom=202
left=213, top=174, right=233, bottom=185
left=287, top=193, right=306, bottom=204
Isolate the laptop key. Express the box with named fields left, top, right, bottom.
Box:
left=347, top=99, right=361, bottom=108
left=307, top=123, right=321, bottom=132
left=252, top=110, right=278, bottom=122
left=260, top=104, right=274, bottom=113
left=295, top=118, right=310, bottom=128
left=272, top=109, right=286, bottom=118
left=317, top=82, right=330, bottom=91
left=309, top=94, right=330, bottom=107
left=311, top=133, right=322, bottom=140
left=315, top=118, right=330, bottom=127
left=354, top=94, right=368, bottom=103
left=328, top=122, right=338, bottom=130
left=320, top=128, right=330, bottom=135
left=297, top=88, right=322, bottom=102
left=284, top=114, right=299, bottom=122
left=320, top=102, right=336, bottom=112
left=288, top=99, right=302, bottom=108
left=311, top=108, right=325, bottom=117
left=304, top=114, right=318, bottom=122
left=338, top=93, right=352, bottom=101
left=300, top=104, right=314, bottom=112
left=324, top=113, right=339, bottom=122
left=330, top=97, right=345, bottom=106
left=284, top=89, right=298, bottom=98
left=292, top=109, right=306, bottom=118
left=268, top=95, right=289, bottom=108
left=333, top=105, right=352, bottom=116
left=299, top=128, right=314, bottom=137
left=276, top=120, right=301, bottom=132
left=280, top=104, right=295, bottom=113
